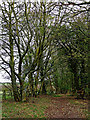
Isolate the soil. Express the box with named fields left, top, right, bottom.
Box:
left=45, top=95, right=89, bottom=119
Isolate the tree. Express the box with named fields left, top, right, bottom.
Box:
left=0, top=1, right=33, bottom=101
left=0, top=0, right=89, bottom=102
left=53, top=14, right=89, bottom=96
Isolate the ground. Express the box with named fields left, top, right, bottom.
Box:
left=45, top=95, right=89, bottom=118
left=2, top=94, right=89, bottom=119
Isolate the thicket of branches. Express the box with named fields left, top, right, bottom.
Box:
left=0, top=0, right=89, bottom=101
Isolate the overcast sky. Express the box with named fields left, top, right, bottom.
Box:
left=0, top=0, right=89, bottom=83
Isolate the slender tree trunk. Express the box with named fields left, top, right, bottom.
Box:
left=40, top=69, right=47, bottom=95
left=54, top=77, right=59, bottom=94
left=50, top=80, right=54, bottom=94
left=28, top=72, right=34, bottom=97
left=9, top=5, right=20, bottom=102
left=10, top=41, right=20, bottom=102
left=35, top=70, right=39, bottom=97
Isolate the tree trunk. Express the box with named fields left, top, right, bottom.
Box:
left=3, top=90, right=6, bottom=100
left=9, top=5, right=20, bottom=102
left=28, top=72, right=34, bottom=97
left=40, top=66, right=47, bottom=95
left=35, top=70, right=39, bottom=97
left=11, top=66, right=20, bottom=102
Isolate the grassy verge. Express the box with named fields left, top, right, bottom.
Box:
left=2, top=95, right=51, bottom=118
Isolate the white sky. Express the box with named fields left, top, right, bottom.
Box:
left=0, top=0, right=89, bottom=83
left=0, top=74, right=11, bottom=83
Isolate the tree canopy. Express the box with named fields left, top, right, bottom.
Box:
left=0, top=0, right=89, bottom=101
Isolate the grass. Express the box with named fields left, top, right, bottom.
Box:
left=66, top=94, right=74, bottom=96
left=70, top=98, right=89, bottom=119
left=2, top=95, right=51, bottom=118
left=51, top=94, right=63, bottom=97
left=2, top=94, right=89, bottom=119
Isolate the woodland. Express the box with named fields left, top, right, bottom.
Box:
left=0, top=0, right=89, bottom=103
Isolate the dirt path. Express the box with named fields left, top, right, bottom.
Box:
left=45, top=95, right=89, bottom=118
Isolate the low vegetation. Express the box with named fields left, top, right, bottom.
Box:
left=2, top=94, right=89, bottom=119
left=2, top=95, right=50, bottom=118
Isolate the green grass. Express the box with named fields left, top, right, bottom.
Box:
left=2, top=94, right=89, bottom=119
left=2, top=95, right=51, bottom=118
left=66, top=94, right=74, bottom=96
left=52, top=94, right=63, bottom=97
